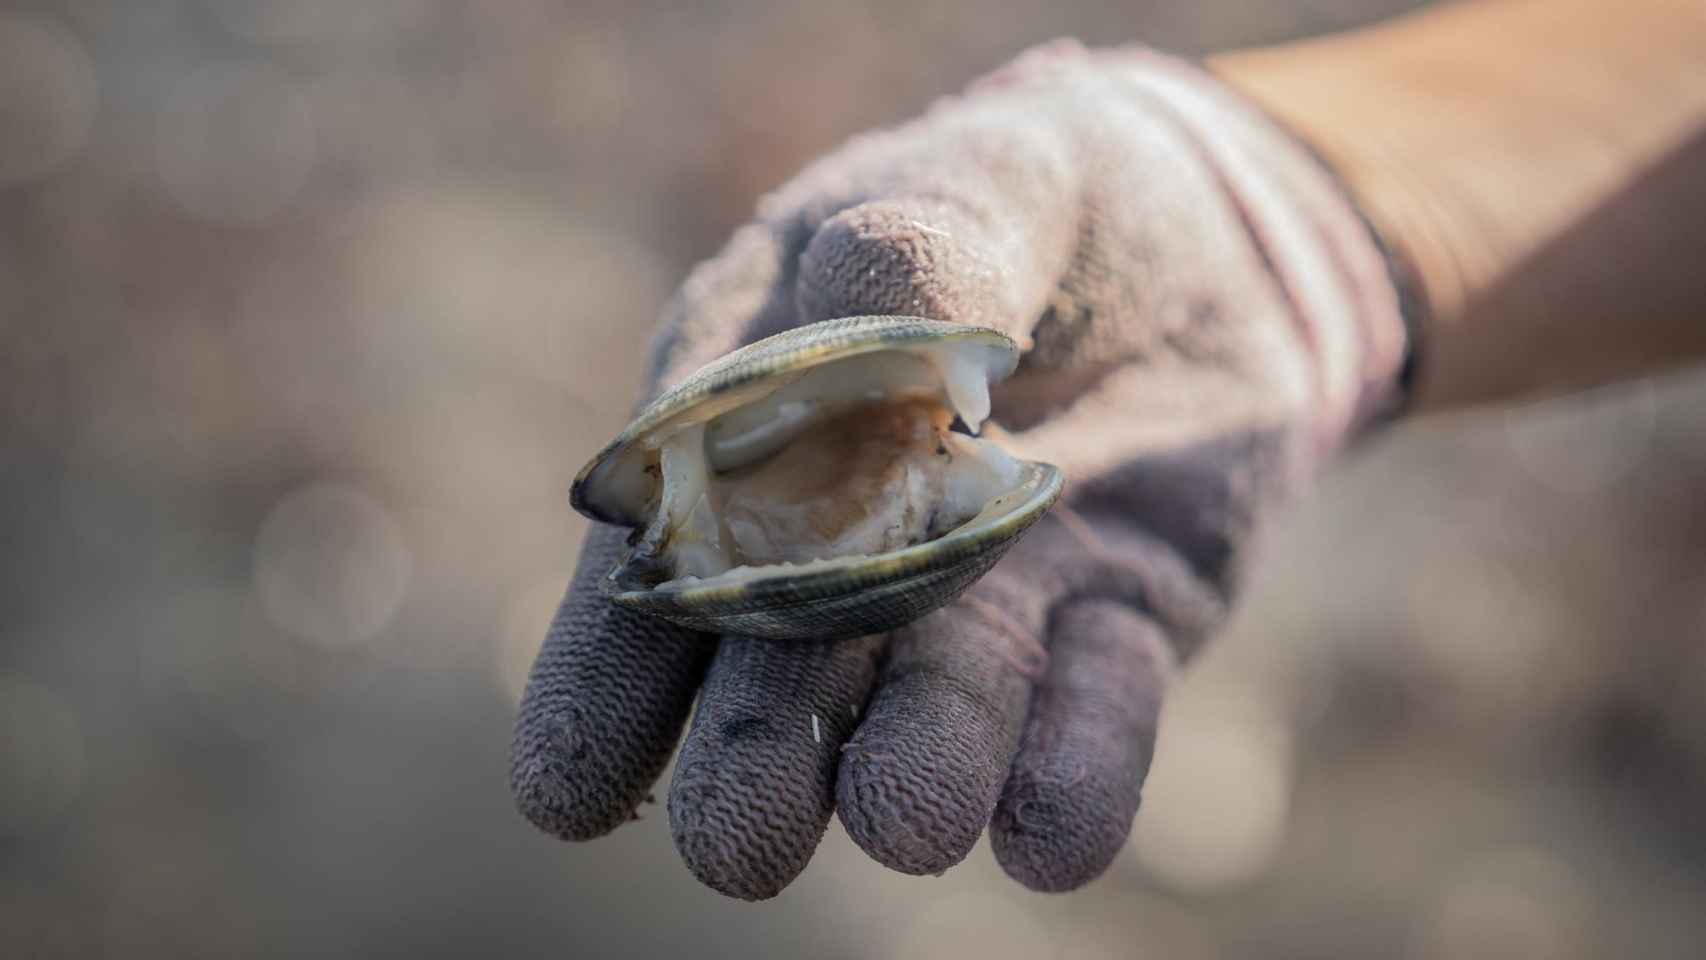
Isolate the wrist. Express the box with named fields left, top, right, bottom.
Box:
left=1212, top=0, right=1706, bottom=410
left=1209, top=31, right=1473, bottom=332
left=1109, top=50, right=1411, bottom=443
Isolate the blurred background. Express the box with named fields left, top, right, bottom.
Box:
left=5, top=0, right=1706, bottom=956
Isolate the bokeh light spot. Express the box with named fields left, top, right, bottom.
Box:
left=253, top=483, right=411, bottom=651
left=1050, top=895, right=1217, bottom=960
left=887, top=892, right=1054, bottom=960
left=211, top=0, right=430, bottom=46
left=154, top=62, right=316, bottom=224
left=1503, top=382, right=1656, bottom=495
left=0, top=676, right=87, bottom=834
left=1411, top=846, right=1591, bottom=960
left=0, top=14, right=97, bottom=186
left=1131, top=679, right=1294, bottom=893
left=1405, top=548, right=1555, bottom=695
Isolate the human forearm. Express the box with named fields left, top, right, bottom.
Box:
left=1213, top=0, right=1706, bottom=409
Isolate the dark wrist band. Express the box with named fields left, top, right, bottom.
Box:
left=1342, top=185, right=1427, bottom=405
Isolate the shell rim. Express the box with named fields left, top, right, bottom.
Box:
left=571, top=316, right=1020, bottom=527
left=601, top=459, right=1064, bottom=612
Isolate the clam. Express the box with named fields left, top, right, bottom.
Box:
left=572, top=315, right=1063, bottom=640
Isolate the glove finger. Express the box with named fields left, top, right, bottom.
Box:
left=834, top=569, right=1048, bottom=876
left=668, top=633, right=884, bottom=901
left=510, top=523, right=717, bottom=841
left=789, top=100, right=1081, bottom=338
left=990, top=598, right=1175, bottom=892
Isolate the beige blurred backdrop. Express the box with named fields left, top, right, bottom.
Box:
left=5, top=1, right=1706, bottom=957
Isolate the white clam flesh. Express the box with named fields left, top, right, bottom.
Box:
left=628, top=346, right=1021, bottom=587
left=571, top=316, right=1062, bottom=639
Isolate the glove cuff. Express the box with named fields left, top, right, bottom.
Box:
left=1105, top=47, right=1418, bottom=445
left=1217, top=78, right=1430, bottom=429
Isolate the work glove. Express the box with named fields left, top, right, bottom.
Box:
left=511, top=41, right=1410, bottom=900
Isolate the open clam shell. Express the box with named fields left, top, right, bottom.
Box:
left=572, top=315, right=1063, bottom=641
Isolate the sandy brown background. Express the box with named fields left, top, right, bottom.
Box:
left=5, top=1, right=1706, bottom=956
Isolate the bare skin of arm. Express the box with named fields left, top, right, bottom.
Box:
left=1214, top=0, right=1706, bottom=410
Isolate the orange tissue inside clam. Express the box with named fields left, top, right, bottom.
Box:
left=627, top=368, right=1025, bottom=589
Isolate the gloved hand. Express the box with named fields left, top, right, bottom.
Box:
left=511, top=41, right=1410, bottom=899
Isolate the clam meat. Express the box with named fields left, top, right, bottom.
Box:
left=571, top=315, right=1062, bottom=640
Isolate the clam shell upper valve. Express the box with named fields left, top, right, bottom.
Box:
left=571, top=316, right=1064, bottom=641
